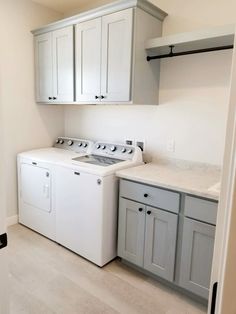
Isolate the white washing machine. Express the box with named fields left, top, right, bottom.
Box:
left=55, top=142, right=143, bottom=267
left=18, top=137, right=94, bottom=241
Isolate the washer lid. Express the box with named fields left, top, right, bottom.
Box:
left=72, top=155, right=124, bottom=167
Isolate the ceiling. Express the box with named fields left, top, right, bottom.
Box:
left=32, top=0, right=113, bottom=14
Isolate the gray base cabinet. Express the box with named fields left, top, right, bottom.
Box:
left=117, top=199, right=145, bottom=267
left=118, top=180, right=179, bottom=282
left=179, top=218, right=215, bottom=299
left=118, top=179, right=218, bottom=300
left=144, top=206, right=178, bottom=281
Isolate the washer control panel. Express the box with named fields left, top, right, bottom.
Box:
left=92, top=142, right=136, bottom=160
left=54, top=137, right=93, bottom=154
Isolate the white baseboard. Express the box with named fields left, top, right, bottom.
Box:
left=7, top=215, right=18, bottom=227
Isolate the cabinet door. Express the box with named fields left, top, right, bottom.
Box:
left=101, top=8, right=133, bottom=102
left=118, top=198, right=145, bottom=267
left=76, top=18, right=101, bottom=102
left=179, top=218, right=215, bottom=299
left=35, top=32, right=53, bottom=102
left=144, top=207, right=178, bottom=281
left=52, top=26, right=74, bottom=102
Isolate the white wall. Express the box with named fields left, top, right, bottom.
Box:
left=64, top=0, right=234, bottom=165
left=0, top=0, right=64, bottom=218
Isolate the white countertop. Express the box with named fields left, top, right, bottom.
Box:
left=116, top=159, right=221, bottom=200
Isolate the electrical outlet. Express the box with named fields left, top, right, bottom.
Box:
left=135, top=139, right=145, bottom=152
left=167, top=139, right=175, bottom=153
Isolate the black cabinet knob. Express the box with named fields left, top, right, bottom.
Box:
left=95, top=95, right=99, bottom=99
left=53, top=97, right=57, bottom=100
left=138, top=208, right=143, bottom=212
left=144, top=193, right=148, bottom=198
left=101, top=95, right=105, bottom=99
left=147, top=210, right=152, bottom=215
left=48, top=97, right=52, bottom=100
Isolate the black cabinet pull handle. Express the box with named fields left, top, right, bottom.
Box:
left=138, top=208, right=143, bottom=212
left=147, top=210, right=151, bottom=215
left=74, top=172, right=80, bottom=176
left=48, top=97, right=52, bottom=100
left=144, top=193, right=148, bottom=198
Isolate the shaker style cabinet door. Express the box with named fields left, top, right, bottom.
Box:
left=179, top=218, right=215, bottom=299
left=76, top=18, right=102, bottom=102
left=144, top=206, right=178, bottom=281
left=35, top=26, right=74, bottom=103
left=35, top=32, right=53, bottom=102
left=118, top=198, right=145, bottom=267
left=101, top=8, right=133, bottom=102
left=52, top=26, right=74, bottom=102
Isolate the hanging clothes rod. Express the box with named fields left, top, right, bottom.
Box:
left=147, top=44, right=234, bottom=61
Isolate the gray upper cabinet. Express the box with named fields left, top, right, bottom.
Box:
left=35, top=26, right=74, bottom=103
left=35, top=32, right=53, bottom=102
left=144, top=206, right=178, bottom=281
left=179, top=218, right=215, bottom=299
left=76, top=8, right=133, bottom=103
left=118, top=198, right=145, bottom=267
left=32, top=0, right=167, bottom=105
left=75, top=18, right=102, bottom=102
left=100, top=9, right=133, bottom=102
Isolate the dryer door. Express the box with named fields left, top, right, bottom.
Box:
left=20, top=163, right=51, bottom=213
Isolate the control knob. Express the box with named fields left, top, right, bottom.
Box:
left=83, top=143, right=88, bottom=148
left=110, top=146, right=116, bottom=152
left=96, top=144, right=101, bottom=149
left=59, top=139, right=64, bottom=144
left=101, top=145, right=106, bottom=150
left=127, top=149, right=133, bottom=154
left=78, top=142, right=83, bottom=147
left=55, top=139, right=60, bottom=144
left=121, top=147, right=127, bottom=153
left=67, top=140, right=73, bottom=146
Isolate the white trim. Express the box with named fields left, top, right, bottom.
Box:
left=6, top=215, right=18, bottom=227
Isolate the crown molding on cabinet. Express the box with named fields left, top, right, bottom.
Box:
left=146, top=24, right=235, bottom=60
left=31, top=0, right=168, bottom=35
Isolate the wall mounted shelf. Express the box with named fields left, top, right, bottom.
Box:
left=146, top=24, right=235, bottom=61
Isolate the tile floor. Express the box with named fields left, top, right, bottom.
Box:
left=8, top=224, right=207, bottom=314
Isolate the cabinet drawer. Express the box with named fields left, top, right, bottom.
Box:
left=120, top=180, right=180, bottom=213
left=184, top=196, right=218, bottom=225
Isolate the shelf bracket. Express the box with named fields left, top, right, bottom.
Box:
left=147, top=44, right=234, bottom=61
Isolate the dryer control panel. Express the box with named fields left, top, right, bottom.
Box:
left=54, top=137, right=93, bottom=154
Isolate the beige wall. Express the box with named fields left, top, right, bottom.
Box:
left=64, top=0, right=233, bottom=165
left=0, top=0, right=64, bottom=218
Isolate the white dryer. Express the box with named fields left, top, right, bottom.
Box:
left=55, top=142, right=143, bottom=266
left=18, top=137, right=93, bottom=241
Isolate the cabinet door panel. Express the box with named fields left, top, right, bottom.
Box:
left=35, top=33, right=53, bottom=102
left=52, top=26, right=74, bottom=102
left=101, top=8, right=133, bottom=102
left=118, top=198, right=145, bottom=267
left=179, top=218, right=215, bottom=299
left=76, top=18, right=102, bottom=102
left=144, top=207, right=178, bottom=281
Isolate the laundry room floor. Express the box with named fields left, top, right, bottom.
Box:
left=8, top=224, right=207, bottom=314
